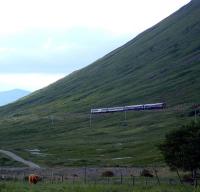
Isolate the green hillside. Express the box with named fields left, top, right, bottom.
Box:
left=0, top=0, right=199, bottom=167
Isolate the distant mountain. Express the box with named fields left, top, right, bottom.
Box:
left=0, top=0, right=199, bottom=167
left=0, top=89, right=30, bottom=106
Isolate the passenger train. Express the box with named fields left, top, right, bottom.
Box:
left=91, top=103, right=166, bottom=114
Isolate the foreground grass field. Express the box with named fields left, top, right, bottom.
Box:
left=0, top=0, right=199, bottom=167
left=0, top=182, right=199, bottom=192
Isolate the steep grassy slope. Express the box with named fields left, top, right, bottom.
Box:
left=0, top=0, right=199, bottom=167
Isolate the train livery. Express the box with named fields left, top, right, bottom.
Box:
left=91, top=103, right=166, bottom=114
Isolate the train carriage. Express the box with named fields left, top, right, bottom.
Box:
left=91, top=103, right=166, bottom=114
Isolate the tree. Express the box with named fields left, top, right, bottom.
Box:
left=159, top=120, right=200, bottom=185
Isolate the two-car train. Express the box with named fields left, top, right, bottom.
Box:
left=91, top=103, right=166, bottom=114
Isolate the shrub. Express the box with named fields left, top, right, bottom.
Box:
left=101, top=170, right=114, bottom=177
left=140, top=169, right=154, bottom=177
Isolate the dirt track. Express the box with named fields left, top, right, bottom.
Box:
left=0, top=149, right=40, bottom=169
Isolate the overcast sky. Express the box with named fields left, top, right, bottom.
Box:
left=0, top=0, right=190, bottom=92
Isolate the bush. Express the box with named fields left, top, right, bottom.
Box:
left=159, top=121, right=200, bottom=173
left=140, top=169, right=154, bottom=177
left=101, top=170, right=114, bottom=177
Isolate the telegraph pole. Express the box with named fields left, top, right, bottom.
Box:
left=90, top=113, right=92, bottom=128
left=124, top=110, right=127, bottom=122
left=195, top=108, right=197, bottom=122
left=51, top=115, right=54, bottom=129
left=192, top=104, right=200, bottom=123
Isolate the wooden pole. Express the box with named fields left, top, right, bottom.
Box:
left=195, top=109, right=197, bottom=122
left=154, top=169, right=160, bottom=185
left=90, top=114, right=92, bottom=128
left=84, top=167, right=87, bottom=184
left=193, top=170, right=198, bottom=188
left=132, top=175, right=135, bottom=186
left=51, top=171, right=54, bottom=184
left=120, top=173, right=123, bottom=184
left=176, top=169, right=182, bottom=184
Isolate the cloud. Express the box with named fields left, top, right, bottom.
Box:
left=43, top=37, right=53, bottom=49
left=42, top=37, right=78, bottom=52
left=0, top=28, right=133, bottom=74
left=0, top=73, right=66, bottom=92
left=0, top=47, right=16, bottom=52
left=0, top=0, right=190, bottom=36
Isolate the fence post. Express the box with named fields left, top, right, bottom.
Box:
left=176, top=169, right=182, bottom=184
left=193, top=170, right=198, bottom=188
left=120, top=173, right=123, bottom=184
left=145, top=177, right=148, bottom=186
left=51, top=171, right=54, bottom=184
left=131, top=175, right=135, bottom=186
left=154, top=169, right=160, bottom=185
left=84, top=167, right=87, bottom=184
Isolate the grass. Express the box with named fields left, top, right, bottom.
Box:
left=0, top=0, right=199, bottom=167
left=0, top=154, right=24, bottom=167
left=0, top=109, right=192, bottom=167
left=0, top=182, right=199, bottom=192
